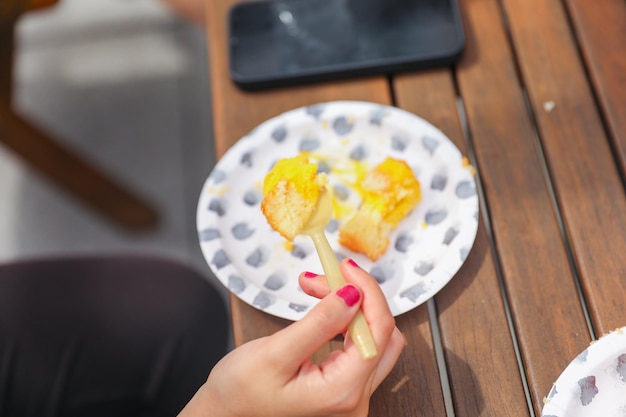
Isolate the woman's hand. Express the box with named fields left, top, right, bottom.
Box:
left=179, top=258, right=405, bottom=417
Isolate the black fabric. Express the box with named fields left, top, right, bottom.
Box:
left=0, top=256, right=228, bottom=417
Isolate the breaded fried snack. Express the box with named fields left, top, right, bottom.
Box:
left=261, top=155, right=327, bottom=241
left=339, top=157, right=421, bottom=261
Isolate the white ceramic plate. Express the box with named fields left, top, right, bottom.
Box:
left=542, top=326, right=626, bottom=417
left=197, top=101, right=479, bottom=321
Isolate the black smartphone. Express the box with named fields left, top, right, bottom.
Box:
left=228, top=0, right=465, bottom=90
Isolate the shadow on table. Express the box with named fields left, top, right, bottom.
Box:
left=367, top=296, right=484, bottom=416
left=436, top=218, right=491, bottom=315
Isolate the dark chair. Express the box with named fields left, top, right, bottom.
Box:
left=0, top=0, right=159, bottom=230
left=0, top=255, right=229, bottom=417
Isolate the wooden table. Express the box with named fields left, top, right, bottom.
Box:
left=205, top=0, right=626, bottom=415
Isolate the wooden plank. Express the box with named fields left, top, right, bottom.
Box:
left=394, top=69, right=530, bottom=417
left=502, top=0, right=626, bottom=335
left=454, top=0, right=591, bottom=412
left=565, top=0, right=626, bottom=174
left=370, top=306, right=447, bottom=417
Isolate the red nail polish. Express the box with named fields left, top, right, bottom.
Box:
left=336, top=284, right=360, bottom=307
left=303, top=271, right=318, bottom=278
left=347, top=258, right=360, bottom=268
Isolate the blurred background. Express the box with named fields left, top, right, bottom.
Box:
left=0, top=0, right=228, bottom=302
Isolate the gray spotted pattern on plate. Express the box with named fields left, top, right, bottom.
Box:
left=541, top=326, right=626, bottom=417
left=197, top=101, right=479, bottom=321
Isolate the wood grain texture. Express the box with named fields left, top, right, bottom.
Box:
left=565, top=0, right=626, bottom=175
left=370, top=306, right=446, bottom=417
left=394, top=69, right=530, bottom=417
left=455, top=0, right=591, bottom=411
left=502, top=0, right=626, bottom=335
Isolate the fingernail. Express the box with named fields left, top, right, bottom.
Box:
left=336, top=284, right=360, bottom=307
left=303, top=271, right=318, bottom=278
left=347, top=258, right=360, bottom=268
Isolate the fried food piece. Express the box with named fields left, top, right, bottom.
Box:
left=339, top=157, right=421, bottom=261
left=261, top=155, right=327, bottom=241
